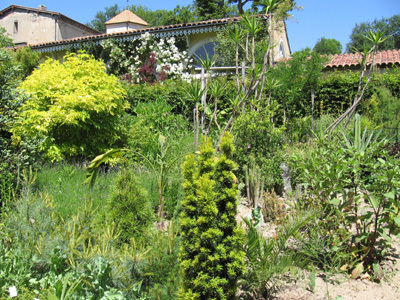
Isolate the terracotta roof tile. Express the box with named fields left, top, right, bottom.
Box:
left=105, top=9, right=148, bottom=26
left=31, top=15, right=248, bottom=49
left=325, top=49, right=400, bottom=68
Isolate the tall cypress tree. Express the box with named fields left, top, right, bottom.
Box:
left=180, top=133, right=245, bottom=299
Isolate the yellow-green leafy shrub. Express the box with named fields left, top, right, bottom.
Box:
left=13, top=52, right=129, bottom=161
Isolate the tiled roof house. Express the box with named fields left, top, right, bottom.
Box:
left=14, top=8, right=291, bottom=63
left=325, top=49, right=400, bottom=71
left=0, top=5, right=101, bottom=46
left=105, top=9, right=148, bottom=33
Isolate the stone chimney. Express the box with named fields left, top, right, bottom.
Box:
left=38, top=5, right=47, bottom=11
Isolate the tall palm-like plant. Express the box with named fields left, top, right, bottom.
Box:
left=326, top=30, right=387, bottom=136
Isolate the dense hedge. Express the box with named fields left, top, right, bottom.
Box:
left=312, top=68, right=400, bottom=118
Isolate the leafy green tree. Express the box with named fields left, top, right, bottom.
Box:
left=10, top=46, right=42, bottom=78
left=194, top=0, right=229, bottom=20
left=0, top=46, right=26, bottom=205
left=228, top=0, right=252, bottom=14
left=228, top=0, right=296, bottom=14
left=88, top=4, right=196, bottom=33
left=130, top=4, right=196, bottom=26
left=346, top=14, right=400, bottom=52
left=0, top=50, right=19, bottom=144
left=313, top=37, right=342, bottom=55
left=0, top=29, right=41, bottom=206
left=180, top=133, right=245, bottom=299
left=87, top=4, right=120, bottom=33
left=12, top=52, right=129, bottom=161
left=0, top=27, right=13, bottom=47
left=271, top=49, right=327, bottom=121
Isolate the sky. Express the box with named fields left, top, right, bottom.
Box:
left=1, top=0, right=399, bottom=53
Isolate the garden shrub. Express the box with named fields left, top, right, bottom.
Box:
left=368, top=85, right=400, bottom=139
left=132, top=99, right=189, bottom=138
left=12, top=52, right=129, bottom=161
left=293, top=115, right=400, bottom=278
left=232, top=108, right=285, bottom=190
left=271, top=49, right=327, bottom=121
left=377, top=66, right=400, bottom=98
left=268, top=63, right=400, bottom=124
left=285, top=116, right=312, bottom=143
left=0, top=48, right=41, bottom=206
left=126, top=99, right=191, bottom=160
left=261, top=190, right=286, bottom=222
left=308, top=69, right=399, bottom=122
left=106, top=164, right=153, bottom=244
left=10, top=46, right=42, bottom=79
left=241, top=211, right=312, bottom=299
left=140, top=221, right=182, bottom=300
left=316, top=70, right=364, bottom=116
left=180, top=133, right=245, bottom=299
left=125, top=79, right=193, bottom=118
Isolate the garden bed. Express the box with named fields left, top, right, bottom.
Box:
left=275, top=240, right=400, bottom=300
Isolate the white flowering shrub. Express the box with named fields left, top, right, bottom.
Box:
left=101, top=32, right=192, bottom=83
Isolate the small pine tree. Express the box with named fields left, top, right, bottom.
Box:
left=180, top=133, right=245, bottom=299
left=107, top=164, right=153, bottom=244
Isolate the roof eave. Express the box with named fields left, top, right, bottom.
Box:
left=31, top=20, right=229, bottom=52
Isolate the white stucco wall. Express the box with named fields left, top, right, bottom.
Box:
left=105, top=23, right=147, bottom=34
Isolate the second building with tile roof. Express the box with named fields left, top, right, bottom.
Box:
left=0, top=4, right=101, bottom=46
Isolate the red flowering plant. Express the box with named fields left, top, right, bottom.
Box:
left=138, top=52, right=169, bottom=84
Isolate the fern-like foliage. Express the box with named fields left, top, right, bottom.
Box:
left=242, top=212, right=313, bottom=299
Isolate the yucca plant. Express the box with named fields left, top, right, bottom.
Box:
left=342, top=113, right=381, bottom=154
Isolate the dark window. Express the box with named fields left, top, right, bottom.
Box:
left=193, top=42, right=216, bottom=65
left=13, top=21, right=18, bottom=34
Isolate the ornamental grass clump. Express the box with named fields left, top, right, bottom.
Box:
left=179, top=132, right=245, bottom=299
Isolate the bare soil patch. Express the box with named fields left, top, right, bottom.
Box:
left=237, top=203, right=400, bottom=300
